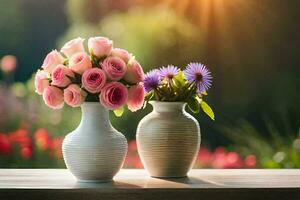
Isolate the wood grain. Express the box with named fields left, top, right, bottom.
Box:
left=0, top=169, right=300, bottom=200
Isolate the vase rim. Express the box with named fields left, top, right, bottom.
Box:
left=81, top=102, right=106, bottom=109
left=82, top=101, right=101, bottom=105
left=149, top=101, right=186, bottom=105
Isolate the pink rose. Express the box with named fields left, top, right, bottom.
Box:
left=60, top=37, right=85, bottom=58
left=82, top=68, right=106, bottom=93
left=34, top=70, right=50, bottom=95
left=111, top=48, right=131, bottom=63
left=124, top=59, right=144, bottom=84
left=51, top=64, right=75, bottom=87
left=0, top=55, right=17, bottom=73
left=127, top=84, right=145, bottom=112
left=41, top=50, right=64, bottom=73
left=69, top=52, right=92, bottom=74
left=43, top=86, right=64, bottom=109
left=88, top=37, right=113, bottom=58
left=100, top=82, right=128, bottom=110
left=64, top=84, right=87, bottom=107
left=101, top=56, right=127, bottom=81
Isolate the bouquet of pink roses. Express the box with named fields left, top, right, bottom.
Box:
left=34, top=37, right=145, bottom=115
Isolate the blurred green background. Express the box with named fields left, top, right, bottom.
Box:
left=0, top=0, right=299, bottom=168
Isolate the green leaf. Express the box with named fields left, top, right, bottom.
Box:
left=145, top=91, right=154, bottom=101
left=143, top=91, right=154, bottom=109
left=173, top=71, right=186, bottom=88
left=113, top=107, right=124, bottom=117
left=187, top=96, right=200, bottom=113
left=200, top=100, right=215, bottom=121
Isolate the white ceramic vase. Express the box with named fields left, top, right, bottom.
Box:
left=62, top=102, right=127, bottom=182
left=137, top=101, right=200, bottom=178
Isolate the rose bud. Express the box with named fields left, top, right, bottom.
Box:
left=100, top=82, right=128, bottom=110
left=64, top=84, right=87, bottom=107
left=124, top=59, right=144, bottom=84
left=41, top=50, right=65, bottom=73
left=88, top=36, right=113, bottom=58
left=0, top=55, right=17, bottom=73
left=82, top=68, right=106, bottom=93
left=127, top=83, right=145, bottom=112
left=69, top=52, right=92, bottom=74
left=51, top=64, right=75, bottom=87
left=60, top=37, right=85, bottom=58
left=101, top=56, right=127, bottom=81
left=34, top=70, right=50, bottom=95
left=43, top=86, right=64, bottom=109
left=111, top=48, right=131, bottom=64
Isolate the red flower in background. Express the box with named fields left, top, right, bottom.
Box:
left=34, top=129, right=51, bottom=151
left=8, top=129, right=33, bottom=159
left=21, top=146, right=32, bottom=159
left=0, top=134, right=12, bottom=155
left=34, top=129, right=64, bottom=159
left=49, top=137, right=63, bottom=159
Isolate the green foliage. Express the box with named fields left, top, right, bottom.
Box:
left=113, top=107, right=124, bottom=117
left=221, top=119, right=300, bottom=168
left=200, top=100, right=215, bottom=121
left=144, top=69, right=214, bottom=120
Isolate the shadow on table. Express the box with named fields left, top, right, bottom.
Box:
left=151, top=176, right=225, bottom=188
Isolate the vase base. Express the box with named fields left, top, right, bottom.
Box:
left=151, top=175, right=187, bottom=179
left=77, top=179, right=113, bottom=183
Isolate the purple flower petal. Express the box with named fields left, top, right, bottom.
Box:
left=144, top=69, right=161, bottom=93
left=184, top=62, right=212, bottom=93
left=159, top=65, right=179, bottom=82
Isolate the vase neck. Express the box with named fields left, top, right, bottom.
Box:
left=150, top=101, right=186, bottom=113
left=78, top=102, right=111, bottom=133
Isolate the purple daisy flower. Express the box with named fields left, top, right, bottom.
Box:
left=184, top=62, right=212, bottom=93
left=144, top=69, right=161, bottom=93
left=159, top=65, right=179, bottom=83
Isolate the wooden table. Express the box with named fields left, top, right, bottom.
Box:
left=0, top=169, right=299, bottom=200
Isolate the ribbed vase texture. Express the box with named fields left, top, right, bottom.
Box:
left=137, top=101, right=200, bottom=178
left=62, top=102, right=127, bottom=182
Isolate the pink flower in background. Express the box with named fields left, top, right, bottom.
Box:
left=69, top=52, right=92, bottom=74
left=88, top=36, right=113, bottom=58
left=245, top=154, right=257, bottom=168
left=124, top=140, right=144, bottom=169
left=101, top=56, right=127, bottom=81
left=82, top=68, right=106, bottom=93
left=60, top=37, right=85, bottom=58
left=34, top=70, right=49, bottom=95
left=198, top=147, right=213, bottom=167
left=64, top=84, right=87, bottom=107
left=0, top=55, right=17, bottom=73
left=196, top=146, right=257, bottom=169
left=127, top=84, right=145, bottom=112
left=111, top=48, right=131, bottom=63
left=51, top=64, right=74, bottom=87
left=100, top=82, right=128, bottom=110
left=124, top=59, right=144, bottom=84
left=42, top=86, right=64, bottom=109
left=41, top=50, right=65, bottom=73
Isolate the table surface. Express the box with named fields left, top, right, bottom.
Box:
left=1, top=169, right=300, bottom=200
